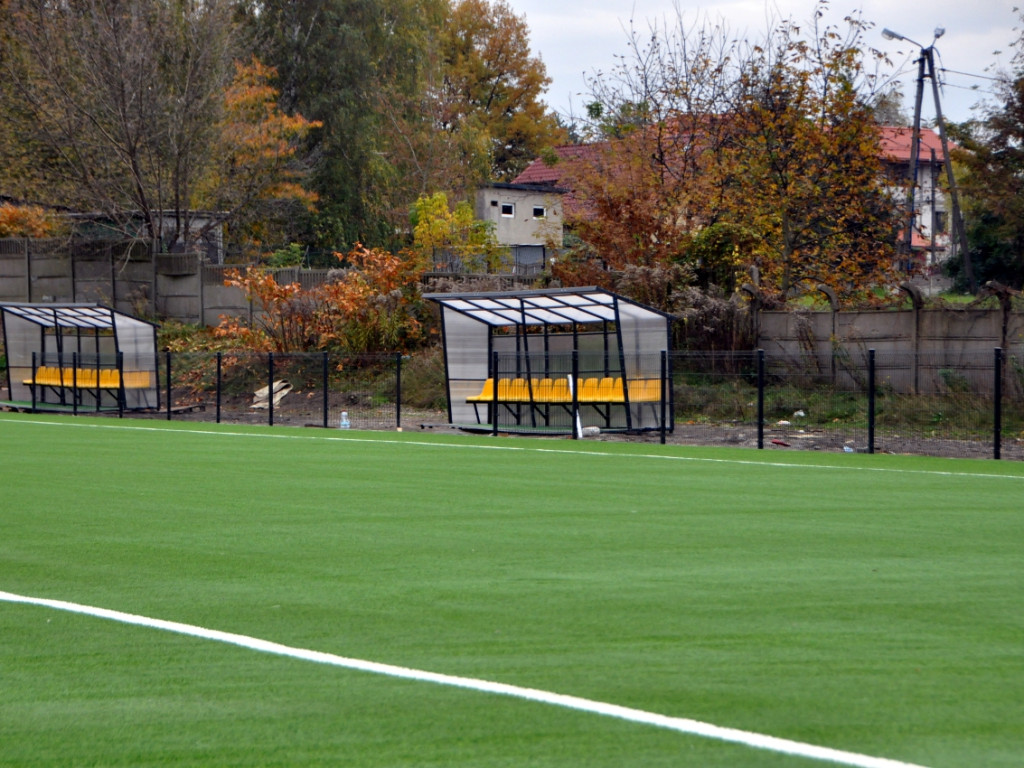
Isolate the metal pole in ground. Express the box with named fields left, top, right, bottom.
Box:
left=757, top=349, right=765, bottom=449
left=659, top=350, right=667, bottom=445
left=491, top=350, right=499, bottom=438
left=166, top=351, right=172, bottom=420
left=395, top=353, right=403, bottom=431
left=571, top=349, right=580, bottom=440
left=994, top=347, right=1003, bottom=460
left=216, top=352, right=222, bottom=424
left=868, top=349, right=876, bottom=454
left=117, top=351, right=124, bottom=418
left=30, top=351, right=37, bottom=412
left=322, top=351, right=329, bottom=429
left=72, top=352, right=78, bottom=417
left=268, top=352, right=275, bottom=427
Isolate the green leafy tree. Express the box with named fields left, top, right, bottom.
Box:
left=410, top=191, right=503, bottom=271
left=242, top=0, right=448, bottom=251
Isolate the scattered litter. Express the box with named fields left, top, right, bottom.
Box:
left=771, top=439, right=790, bottom=447
left=251, top=380, right=292, bottom=409
left=793, top=410, right=806, bottom=418
left=776, top=420, right=791, bottom=426
left=843, top=446, right=855, bottom=453
left=581, top=426, right=601, bottom=437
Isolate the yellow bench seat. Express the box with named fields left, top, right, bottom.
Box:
left=23, top=366, right=152, bottom=389
left=467, top=376, right=659, bottom=404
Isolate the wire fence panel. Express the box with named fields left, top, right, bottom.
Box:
left=154, top=351, right=407, bottom=431
left=3, top=346, right=1024, bottom=459
left=668, top=349, right=1024, bottom=459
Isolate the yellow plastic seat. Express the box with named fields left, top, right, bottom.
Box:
left=533, top=378, right=554, bottom=402
left=598, top=377, right=624, bottom=403
left=578, top=377, right=600, bottom=402
left=551, top=378, right=571, bottom=403
left=467, top=378, right=494, bottom=403
left=507, top=378, right=529, bottom=402
left=123, top=371, right=151, bottom=388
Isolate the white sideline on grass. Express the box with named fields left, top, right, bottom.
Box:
left=1, top=590, right=930, bottom=768
left=3, top=415, right=1024, bottom=482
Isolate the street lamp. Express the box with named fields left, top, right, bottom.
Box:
left=883, top=26, right=974, bottom=290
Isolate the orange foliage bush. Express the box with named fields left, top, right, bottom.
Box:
left=216, top=244, right=428, bottom=358
left=0, top=204, right=60, bottom=238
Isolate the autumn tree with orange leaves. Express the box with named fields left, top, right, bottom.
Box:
left=569, top=2, right=901, bottom=306
left=194, top=57, right=322, bottom=255
left=725, top=15, right=899, bottom=299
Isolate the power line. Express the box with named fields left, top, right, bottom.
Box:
left=938, top=67, right=1004, bottom=83
left=939, top=80, right=997, bottom=96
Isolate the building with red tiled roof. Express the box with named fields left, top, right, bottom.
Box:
left=513, top=125, right=956, bottom=265
left=877, top=126, right=954, bottom=264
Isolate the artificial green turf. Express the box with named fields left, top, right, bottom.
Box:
left=1, top=413, right=1023, bottom=766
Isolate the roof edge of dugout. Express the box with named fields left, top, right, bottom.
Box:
left=423, top=287, right=675, bottom=321
left=0, top=301, right=158, bottom=329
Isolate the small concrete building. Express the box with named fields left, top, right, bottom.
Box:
left=475, top=183, right=565, bottom=248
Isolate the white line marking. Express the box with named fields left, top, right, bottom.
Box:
left=2, top=414, right=1023, bottom=482
left=1, top=590, right=929, bottom=768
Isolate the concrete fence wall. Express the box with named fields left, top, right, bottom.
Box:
left=0, top=239, right=274, bottom=324
left=3, top=238, right=1023, bottom=395
left=757, top=308, right=1023, bottom=394
left=0, top=239, right=541, bottom=327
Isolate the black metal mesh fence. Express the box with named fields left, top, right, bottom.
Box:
left=670, top=349, right=1024, bottom=460
left=154, top=351, right=417, bottom=431
left=3, top=347, right=1023, bottom=460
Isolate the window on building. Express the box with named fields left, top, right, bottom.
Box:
left=532, top=206, right=546, bottom=219
left=501, top=203, right=515, bottom=217
left=934, top=211, right=948, bottom=234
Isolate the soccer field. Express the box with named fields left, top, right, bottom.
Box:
left=2, top=414, right=1022, bottom=767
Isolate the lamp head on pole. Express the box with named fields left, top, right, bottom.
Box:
left=882, top=26, right=943, bottom=49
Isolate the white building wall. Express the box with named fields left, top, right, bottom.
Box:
left=475, top=186, right=564, bottom=247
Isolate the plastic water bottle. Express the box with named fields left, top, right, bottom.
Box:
left=339, top=411, right=350, bottom=429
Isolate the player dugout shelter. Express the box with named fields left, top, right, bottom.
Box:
left=425, top=288, right=673, bottom=435
left=1, top=302, right=160, bottom=412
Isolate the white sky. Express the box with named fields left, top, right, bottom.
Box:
left=503, top=0, right=1019, bottom=126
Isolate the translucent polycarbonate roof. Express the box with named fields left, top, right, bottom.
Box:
left=424, top=288, right=671, bottom=327
left=0, top=303, right=124, bottom=330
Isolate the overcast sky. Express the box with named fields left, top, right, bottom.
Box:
left=503, top=0, right=1018, bottom=126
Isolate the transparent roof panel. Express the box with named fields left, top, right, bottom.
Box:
left=426, top=288, right=669, bottom=328
left=1, top=304, right=116, bottom=329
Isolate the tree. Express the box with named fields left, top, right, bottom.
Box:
left=1, top=0, right=241, bottom=250
left=242, top=0, right=450, bottom=252
left=567, top=2, right=902, bottom=304
left=439, top=0, right=565, bottom=181
left=0, top=203, right=64, bottom=237
left=726, top=13, right=899, bottom=299
left=192, top=57, right=322, bottom=257
left=218, top=244, right=428, bottom=355
left=948, top=19, right=1024, bottom=290
left=410, top=191, right=502, bottom=270
left=562, top=15, right=761, bottom=290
